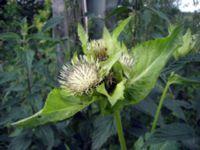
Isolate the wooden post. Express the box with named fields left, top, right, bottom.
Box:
left=52, top=0, right=82, bottom=69
left=52, top=0, right=68, bottom=68
left=87, top=0, right=106, bottom=39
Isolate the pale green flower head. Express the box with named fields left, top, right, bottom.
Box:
left=58, top=56, right=101, bottom=94
left=87, top=39, right=107, bottom=61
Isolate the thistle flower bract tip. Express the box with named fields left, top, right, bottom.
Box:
left=120, top=53, right=134, bottom=67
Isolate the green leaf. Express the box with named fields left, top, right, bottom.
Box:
left=103, top=27, right=112, bottom=42
left=92, top=115, right=116, bottom=150
left=134, top=99, right=164, bottom=123
left=126, top=27, right=181, bottom=104
left=102, top=26, right=127, bottom=56
left=100, top=51, right=122, bottom=77
left=0, top=32, right=20, bottom=40
left=24, top=50, right=35, bottom=72
left=8, top=131, right=32, bottom=150
left=106, top=6, right=132, bottom=19
left=42, top=16, right=64, bottom=32
left=77, top=23, right=88, bottom=53
left=149, top=141, right=179, bottom=150
left=142, top=10, right=152, bottom=30
left=145, top=123, right=196, bottom=146
left=163, top=53, right=200, bottom=74
left=11, top=89, right=94, bottom=127
left=0, top=72, right=17, bottom=84
left=148, top=7, right=170, bottom=24
left=102, top=27, right=115, bottom=56
left=134, top=135, right=179, bottom=150
left=28, top=32, right=53, bottom=41
left=96, top=79, right=126, bottom=106
left=168, top=72, right=200, bottom=85
left=173, top=29, right=195, bottom=60
left=163, top=99, right=186, bottom=120
left=35, top=126, right=54, bottom=150
left=71, top=51, right=79, bottom=64
left=112, top=16, right=132, bottom=39
left=134, top=136, right=145, bottom=150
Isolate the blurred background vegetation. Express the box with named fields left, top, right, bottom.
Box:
left=0, top=0, right=200, bottom=149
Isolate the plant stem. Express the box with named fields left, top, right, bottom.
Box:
left=114, top=110, right=127, bottom=150
left=151, top=83, right=170, bottom=133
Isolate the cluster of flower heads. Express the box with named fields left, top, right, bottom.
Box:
left=59, top=39, right=134, bottom=95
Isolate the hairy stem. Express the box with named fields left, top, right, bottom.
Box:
left=151, top=83, right=170, bottom=132
left=114, top=110, right=127, bottom=150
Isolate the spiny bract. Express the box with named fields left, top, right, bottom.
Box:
left=119, top=53, right=134, bottom=67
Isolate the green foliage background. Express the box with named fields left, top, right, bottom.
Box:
left=0, top=0, right=200, bottom=150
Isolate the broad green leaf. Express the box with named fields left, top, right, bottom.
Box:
left=11, top=88, right=94, bottom=127
left=96, top=79, right=126, bottom=106
left=103, top=27, right=112, bottom=41
left=0, top=32, right=20, bottom=40
left=148, top=7, right=170, bottom=24
left=103, top=26, right=112, bottom=41
left=42, top=16, right=64, bottom=32
left=145, top=123, right=196, bottom=146
left=102, top=27, right=114, bottom=55
left=35, top=126, right=54, bottom=149
left=92, top=115, right=116, bottom=150
left=168, top=72, right=200, bottom=85
left=22, top=50, right=35, bottom=72
left=28, top=32, right=53, bottom=41
left=173, top=29, right=195, bottom=60
left=168, top=24, right=176, bottom=34
left=103, top=27, right=127, bottom=56
left=134, top=135, right=179, bottom=150
left=112, top=16, right=132, bottom=39
left=77, top=24, right=88, bottom=53
left=106, top=6, right=132, bottom=19
left=134, top=136, right=145, bottom=150
left=142, top=10, right=152, bottom=30
left=8, top=131, right=32, bottom=150
left=126, top=27, right=181, bottom=103
left=100, top=51, right=122, bottom=77
left=163, top=99, right=186, bottom=120
left=121, top=42, right=128, bottom=53
left=0, top=72, right=17, bottom=84
left=71, top=51, right=79, bottom=64
left=134, top=99, right=164, bottom=123
left=163, top=53, right=200, bottom=74
left=149, top=141, right=179, bottom=150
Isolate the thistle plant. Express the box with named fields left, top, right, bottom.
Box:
left=12, top=16, right=198, bottom=149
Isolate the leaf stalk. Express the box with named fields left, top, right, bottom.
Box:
left=151, top=82, right=170, bottom=132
